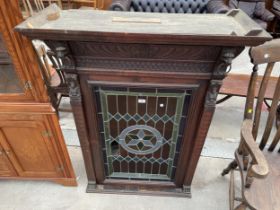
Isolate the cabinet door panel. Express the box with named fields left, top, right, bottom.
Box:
left=0, top=143, right=17, bottom=177
left=0, top=1, right=49, bottom=102
left=0, top=121, right=64, bottom=178
left=0, top=33, right=23, bottom=94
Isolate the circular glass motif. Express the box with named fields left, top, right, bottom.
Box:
left=118, top=125, right=163, bottom=155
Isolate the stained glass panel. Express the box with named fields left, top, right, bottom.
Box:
left=94, top=86, right=191, bottom=181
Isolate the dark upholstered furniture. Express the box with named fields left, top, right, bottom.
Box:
left=207, top=0, right=275, bottom=29
left=271, top=0, right=280, bottom=36
left=109, top=0, right=274, bottom=29
left=109, top=0, right=211, bottom=13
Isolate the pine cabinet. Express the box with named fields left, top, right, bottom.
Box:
left=0, top=1, right=76, bottom=186
left=0, top=115, right=64, bottom=178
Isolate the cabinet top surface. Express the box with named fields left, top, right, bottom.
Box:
left=16, top=4, right=271, bottom=46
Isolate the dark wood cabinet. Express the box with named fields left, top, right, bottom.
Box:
left=17, top=5, right=272, bottom=196
left=0, top=1, right=76, bottom=186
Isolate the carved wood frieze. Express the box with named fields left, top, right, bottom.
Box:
left=74, top=57, right=214, bottom=73
left=69, top=42, right=221, bottom=61
left=68, top=42, right=221, bottom=73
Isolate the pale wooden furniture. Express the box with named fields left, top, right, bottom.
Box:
left=0, top=1, right=76, bottom=186
left=21, top=0, right=63, bottom=18
left=16, top=5, right=271, bottom=196
left=222, top=39, right=280, bottom=210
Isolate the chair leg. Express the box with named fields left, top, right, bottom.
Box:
left=242, top=155, right=249, bottom=171
left=229, top=170, right=235, bottom=210
left=276, top=104, right=280, bottom=129
left=234, top=203, right=247, bottom=210
left=222, top=160, right=238, bottom=176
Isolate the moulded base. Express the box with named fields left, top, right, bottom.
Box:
left=86, top=182, right=192, bottom=197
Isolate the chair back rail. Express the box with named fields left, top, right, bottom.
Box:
left=252, top=62, right=275, bottom=139
left=250, top=39, right=280, bottom=65
left=269, top=125, right=280, bottom=151
left=244, top=39, right=280, bottom=153
left=259, top=76, right=280, bottom=149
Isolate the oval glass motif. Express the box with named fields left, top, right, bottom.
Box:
left=118, top=125, right=163, bottom=155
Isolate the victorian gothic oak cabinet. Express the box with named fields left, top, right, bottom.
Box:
left=0, top=1, right=76, bottom=186
left=16, top=4, right=271, bottom=196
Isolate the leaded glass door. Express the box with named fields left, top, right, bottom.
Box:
left=94, top=86, right=191, bottom=182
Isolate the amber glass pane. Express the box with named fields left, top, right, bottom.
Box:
left=0, top=33, right=23, bottom=93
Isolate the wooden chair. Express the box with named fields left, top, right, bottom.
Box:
left=35, top=44, right=69, bottom=112
left=21, top=0, right=63, bottom=18
left=222, top=39, right=280, bottom=210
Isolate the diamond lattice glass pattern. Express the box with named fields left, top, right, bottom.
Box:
left=95, top=86, right=191, bottom=181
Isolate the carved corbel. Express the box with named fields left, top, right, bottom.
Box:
left=205, top=80, right=222, bottom=108
left=49, top=42, right=80, bottom=101
left=212, top=47, right=240, bottom=80
left=54, top=45, right=75, bottom=72
left=205, top=47, right=243, bottom=108
left=64, top=73, right=81, bottom=101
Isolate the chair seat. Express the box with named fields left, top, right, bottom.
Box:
left=237, top=151, right=280, bottom=210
